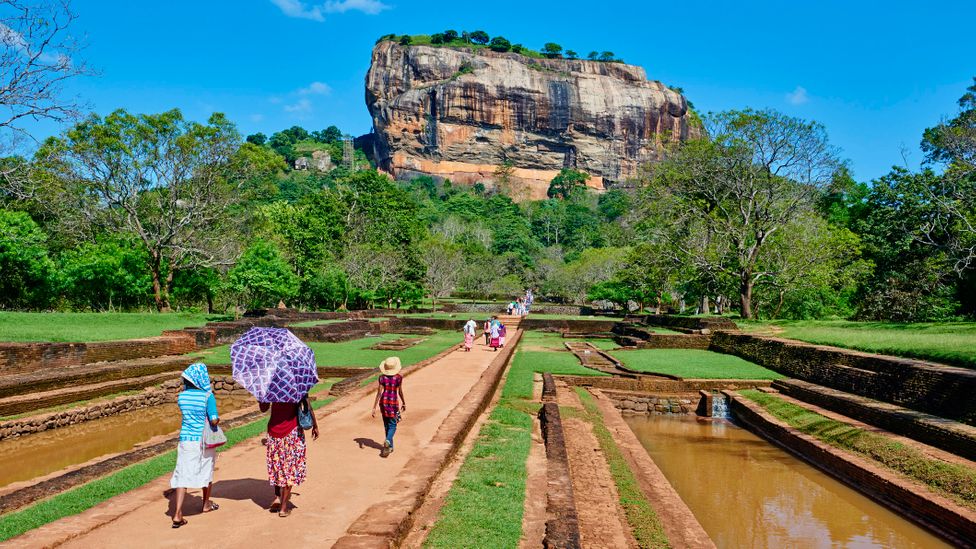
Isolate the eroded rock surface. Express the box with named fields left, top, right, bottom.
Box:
left=364, top=41, right=700, bottom=198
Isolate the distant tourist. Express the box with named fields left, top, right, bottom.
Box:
left=499, top=322, right=507, bottom=348
left=260, top=393, right=319, bottom=517
left=170, top=363, right=220, bottom=528
left=489, top=319, right=501, bottom=351
left=483, top=318, right=491, bottom=345
left=372, top=357, right=406, bottom=457
left=463, top=319, right=477, bottom=352
left=507, top=301, right=514, bottom=315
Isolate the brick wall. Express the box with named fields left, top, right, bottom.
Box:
left=639, top=315, right=738, bottom=331
left=711, top=332, right=976, bottom=424
left=560, top=375, right=772, bottom=393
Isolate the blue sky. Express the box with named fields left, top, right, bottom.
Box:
left=35, top=0, right=976, bottom=182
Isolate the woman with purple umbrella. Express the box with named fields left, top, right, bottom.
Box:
left=231, top=327, right=321, bottom=518
left=259, top=395, right=318, bottom=517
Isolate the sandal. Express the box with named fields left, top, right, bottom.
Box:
left=278, top=506, right=292, bottom=518
left=269, top=501, right=281, bottom=513
left=172, top=518, right=188, bottom=529
left=203, top=502, right=219, bottom=513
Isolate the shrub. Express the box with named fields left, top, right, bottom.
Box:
left=542, top=42, right=562, bottom=58
left=469, top=30, right=489, bottom=45
left=489, top=36, right=511, bottom=52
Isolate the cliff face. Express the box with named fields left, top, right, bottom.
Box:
left=364, top=41, right=700, bottom=199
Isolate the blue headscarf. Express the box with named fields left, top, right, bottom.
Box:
left=181, top=362, right=212, bottom=393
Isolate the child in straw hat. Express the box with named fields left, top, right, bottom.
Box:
left=372, top=356, right=406, bottom=457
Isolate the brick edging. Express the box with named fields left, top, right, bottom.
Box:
left=589, top=389, right=716, bottom=548
left=729, top=391, right=976, bottom=547
left=539, top=401, right=582, bottom=548
left=332, top=330, right=524, bottom=548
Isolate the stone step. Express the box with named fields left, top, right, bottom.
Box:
left=0, top=371, right=180, bottom=417
left=773, top=378, right=976, bottom=461
left=0, top=354, right=201, bottom=399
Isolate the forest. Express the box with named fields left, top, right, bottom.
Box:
left=1, top=78, right=974, bottom=322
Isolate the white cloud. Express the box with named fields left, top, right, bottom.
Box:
left=323, top=0, right=390, bottom=14
left=298, top=81, right=332, bottom=95
left=271, top=0, right=389, bottom=21
left=284, top=98, right=313, bottom=115
left=786, top=86, right=809, bottom=105
left=270, top=0, right=324, bottom=21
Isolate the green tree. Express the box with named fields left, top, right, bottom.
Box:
left=0, top=210, right=56, bottom=309
left=642, top=109, right=840, bottom=318
left=469, top=30, right=489, bottom=45
left=171, top=267, right=222, bottom=313
left=547, top=168, right=590, bottom=199
left=443, top=30, right=459, bottom=42
left=228, top=240, right=299, bottom=309
left=565, top=50, right=578, bottom=59
left=60, top=238, right=153, bottom=311
left=430, top=33, right=445, bottom=44
left=399, top=35, right=412, bottom=45
left=489, top=36, right=512, bottom=52
left=312, top=125, right=343, bottom=143
left=587, top=51, right=598, bottom=60
left=246, top=133, right=267, bottom=146
left=42, top=109, right=241, bottom=311
left=542, top=42, right=563, bottom=58
left=597, top=189, right=632, bottom=222
left=598, top=51, right=615, bottom=62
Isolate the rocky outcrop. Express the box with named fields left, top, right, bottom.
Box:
left=364, top=41, right=700, bottom=199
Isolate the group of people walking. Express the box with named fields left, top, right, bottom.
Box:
left=169, top=355, right=407, bottom=526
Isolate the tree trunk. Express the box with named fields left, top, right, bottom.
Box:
left=150, top=254, right=166, bottom=312
left=206, top=293, right=214, bottom=314
left=773, top=290, right=785, bottom=318
left=161, top=269, right=174, bottom=312
left=739, top=278, right=754, bottom=319
left=700, top=294, right=710, bottom=317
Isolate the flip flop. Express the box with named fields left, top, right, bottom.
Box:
left=203, top=502, right=219, bottom=513
left=279, top=507, right=292, bottom=518
left=172, top=519, right=188, bottom=529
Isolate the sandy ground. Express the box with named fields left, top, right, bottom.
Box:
left=10, top=340, right=502, bottom=549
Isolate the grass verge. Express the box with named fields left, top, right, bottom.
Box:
left=0, top=396, right=336, bottom=541
left=614, top=349, right=783, bottom=380
left=737, top=320, right=976, bottom=369
left=0, top=312, right=230, bottom=343
left=740, top=389, right=976, bottom=511
left=424, top=332, right=605, bottom=547
left=575, top=387, right=669, bottom=548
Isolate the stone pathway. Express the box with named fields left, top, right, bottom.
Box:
left=9, top=337, right=505, bottom=548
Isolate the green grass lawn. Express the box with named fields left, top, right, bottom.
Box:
left=741, top=390, right=976, bottom=511
left=739, top=320, right=976, bottom=369
left=425, top=331, right=604, bottom=547
left=614, top=348, right=783, bottom=379
left=193, top=330, right=459, bottom=368
left=0, top=312, right=230, bottom=343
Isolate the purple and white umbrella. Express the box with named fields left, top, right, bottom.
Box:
left=230, top=327, right=318, bottom=403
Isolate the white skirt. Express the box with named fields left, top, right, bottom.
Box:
left=170, top=440, right=217, bottom=488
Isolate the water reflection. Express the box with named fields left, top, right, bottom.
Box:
left=0, top=396, right=253, bottom=488
left=625, top=415, right=949, bottom=548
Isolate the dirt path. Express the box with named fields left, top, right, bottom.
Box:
left=11, top=340, right=504, bottom=548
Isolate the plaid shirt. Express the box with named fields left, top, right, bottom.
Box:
left=379, top=374, right=402, bottom=418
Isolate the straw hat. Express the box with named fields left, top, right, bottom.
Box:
left=379, top=356, right=402, bottom=376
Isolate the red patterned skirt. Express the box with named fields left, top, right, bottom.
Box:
left=266, top=427, right=307, bottom=487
